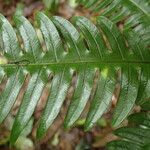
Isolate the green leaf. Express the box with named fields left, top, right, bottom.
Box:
left=0, top=68, right=25, bottom=124
left=13, top=15, right=43, bottom=62
left=0, top=14, right=21, bottom=60
left=37, top=67, right=72, bottom=138
left=136, top=66, right=150, bottom=104
left=0, top=67, right=5, bottom=83
left=112, top=67, right=139, bottom=127
left=107, top=140, right=142, bottom=150
left=114, top=127, right=150, bottom=146
left=64, top=66, right=95, bottom=128
left=52, top=16, right=85, bottom=60
left=85, top=67, right=115, bottom=130
left=128, top=112, right=150, bottom=128
left=10, top=68, right=49, bottom=144
left=97, top=16, right=127, bottom=60
left=72, top=16, right=106, bottom=59
left=20, top=117, right=34, bottom=137
left=36, top=12, right=64, bottom=62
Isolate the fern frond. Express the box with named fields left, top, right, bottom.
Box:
left=107, top=104, right=150, bottom=150
left=0, top=12, right=149, bottom=144
left=77, top=0, right=150, bottom=60
left=77, top=0, right=150, bottom=26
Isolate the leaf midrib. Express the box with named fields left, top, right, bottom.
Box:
left=1, top=59, right=150, bottom=68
